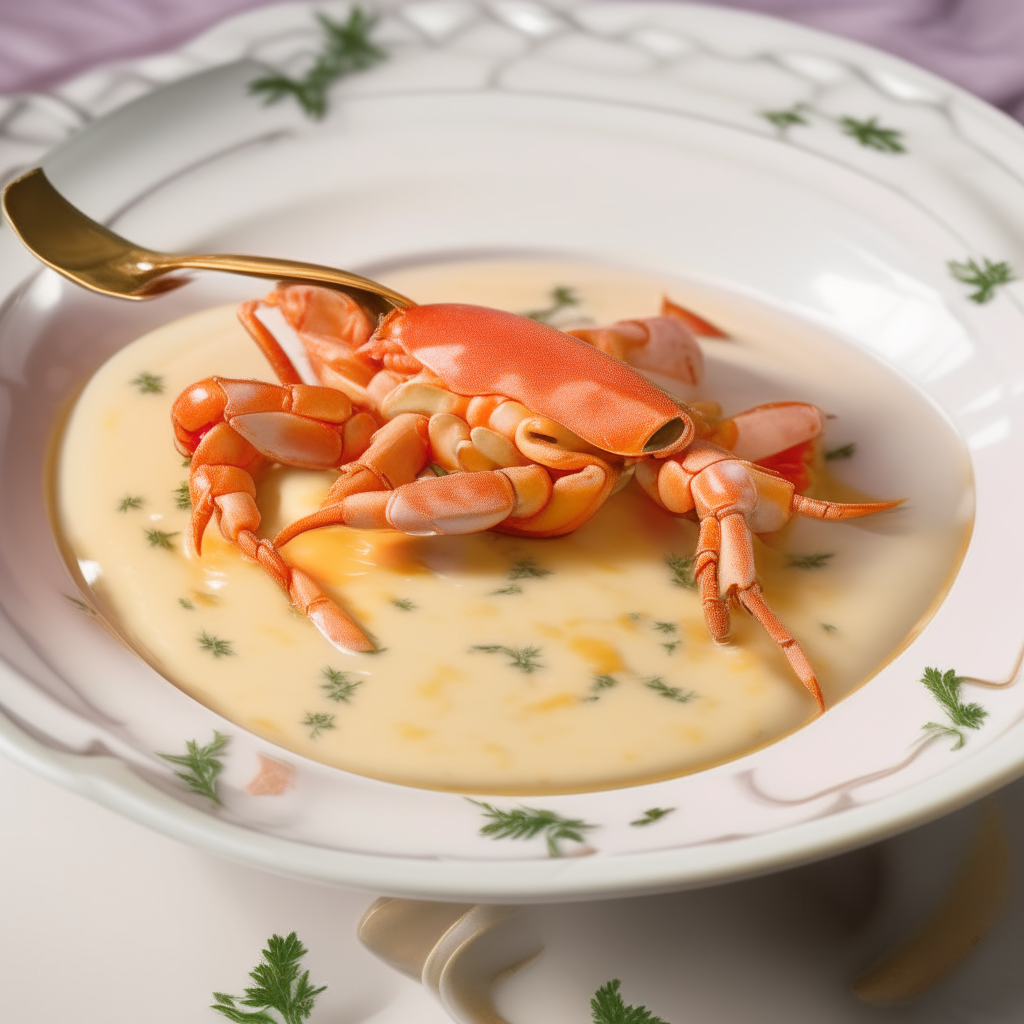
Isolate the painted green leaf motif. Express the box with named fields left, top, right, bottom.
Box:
left=591, top=980, right=670, bottom=1024
left=948, top=257, right=1015, bottom=304
left=839, top=116, right=905, bottom=152
left=921, top=666, right=987, bottom=750
left=631, top=807, right=675, bottom=827
left=248, top=8, right=386, bottom=120
left=158, top=731, right=229, bottom=804
left=212, top=931, right=326, bottom=1024
left=761, top=105, right=807, bottom=129
left=470, top=800, right=595, bottom=857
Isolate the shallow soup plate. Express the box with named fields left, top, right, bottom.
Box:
left=1, top=0, right=1024, bottom=902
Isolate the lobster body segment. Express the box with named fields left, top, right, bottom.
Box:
left=170, top=284, right=901, bottom=713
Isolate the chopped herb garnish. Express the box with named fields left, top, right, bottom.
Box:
left=182, top=456, right=192, bottom=467
left=145, top=528, right=179, bottom=550
left=303, top=711, right=336, bottom=739
left=470, top=644, right=544, bottom=673
left=761, top=104, right=807, bottom=129
left=627, top=612, right=643, bottom=622
left=666, top=553, right=696, bottom=589
left=508, top=557, right=553, bottom=581
left=470, top=800, right=595, bottom=857
left=948, top=257, right=1015, bottom=304
left=490, top=584, right=524, bottom=596
left=653, top=621, right=677, bottom=634
left=212, top=931, right=326, bottom=1024
left=158, top=731, right=229, bottom=805
left=391, top=597, right=416, bottom=611
left=249, top=8, right=386, bottom=119
left=631, top=807, right=675, bottom=827
left=131, top=371, right=164, bottom=394
left=661, top=641, right=680, bottom=655
left=591, top=979, right=669, bottom=1024
left=646, top=677, right=695, bottom=703
left=522, top=285, right=580, bottom=324
left=117, top=495, right=143, bottom=512
left=173, top=481, right=192, bottom=510
left=321, top=667, right=362, bottom=703
left=178, top=598, right=195, bottom=610
left=821, top=622, right=838, bottom=633
left=839, top=115, right=905, bottom=152
left=429, top=462, right=449, bottom=476
left=64, top=594, right=93, bottom=614
left=198, top=630, right=234, bottom=658
left=825, top=442, right=856, bottom=461
left=922, top=667, right=987, bottom=750
left=787, top=552, right=834, bottom=569
left=582, top=674, right=618, bottom=702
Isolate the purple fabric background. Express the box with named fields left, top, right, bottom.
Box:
left=1, top=0, right=1023, bottom=122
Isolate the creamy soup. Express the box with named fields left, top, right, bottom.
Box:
left=54, top=261, right=971, bottom=793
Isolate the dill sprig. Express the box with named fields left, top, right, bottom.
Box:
left=653, top=621, right=677, bottom=634
left=839, top=115, right=905, bottom=153
left=249, top=9, right=386, bottom=120
left=661, top=641, right=680, bottom=655
left=131, top=371, right=164, bottom=394
left=591, top=980, right=669, bottom=1024
left=582, top=674, right=618, bottom=703
left=212, top=931, right=326, bottom=1024
left=821, top=622, right=838, bottom=633
left=787, top=552, right=833, bottom=569
left=321, top=667, right=362, bottom=703
left=173, top=481, right=192, bottom=510
left=646, top=677, right=695, bottom=703
left=470, top=800, right=594, bottom=857
left=761, top=104, right=807, bottom=129
left=303, top=711, right=335, bottom=739
left=199, top=630, right=234, bottom=658
left=490, top=584, right=523, bottom=596
left=666, top=554, right=696, bottom=589
left=508, top=557, right=553, bottom=581
left=631, top=807, right=674, bottom=827
left=118, top=495, right=143, bottom=512
left=825, top=442, right=856, bottom=461
left=179, top=598, right=195, bottom=610
left=145, top=528, right=179, bottom=550
left=158, top=731, right=229, bottom=805
left=391, top=597, right=416, bottom=611
left=470, top=644, right=543, bottom=673
left=948, top=257, right=1015, bottom=304
left=522, top=285, right=580, bottom=324
left=921, top=666, right=987, bottom=750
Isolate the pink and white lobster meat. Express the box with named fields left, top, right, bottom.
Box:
left=171, top=286, right=899, bottom=712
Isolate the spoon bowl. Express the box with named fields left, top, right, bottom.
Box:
left=1, top=168, right=412, bottom=317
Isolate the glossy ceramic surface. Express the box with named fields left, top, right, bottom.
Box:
left=1, top=0, right=1024, bottom=899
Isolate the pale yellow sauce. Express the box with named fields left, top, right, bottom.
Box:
left=54, top=261, right=971, bottom=793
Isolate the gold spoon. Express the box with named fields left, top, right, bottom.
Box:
left=1, top=168, right=413, bottom=317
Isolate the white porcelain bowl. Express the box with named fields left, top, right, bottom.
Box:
left=2, top=0, right=1024, bottom=901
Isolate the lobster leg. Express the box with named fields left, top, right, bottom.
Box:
left=188, top=424, right=373, bottom=651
